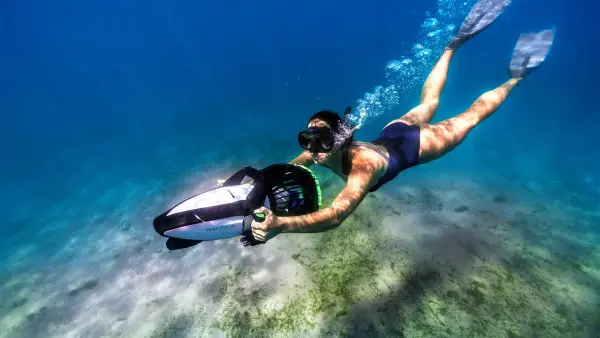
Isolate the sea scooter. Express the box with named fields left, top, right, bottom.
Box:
left=153, top=163, right=322, bottom=250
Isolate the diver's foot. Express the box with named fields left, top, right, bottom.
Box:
left=509, top=29, right=555, bottom=79
left=447, top=0, right=511, bottom=50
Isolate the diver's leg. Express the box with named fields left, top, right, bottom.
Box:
left=384, top=48, right=455, bottom=128
left=418, top=78, right=520, bottom=164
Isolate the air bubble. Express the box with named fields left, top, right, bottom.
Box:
left=345, top=0, right=474, bottom=131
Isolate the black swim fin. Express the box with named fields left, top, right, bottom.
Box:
left=509, top=29, right=555, bottom=78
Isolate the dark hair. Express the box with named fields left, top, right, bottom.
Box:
left=308, top=110, right=343, bottom=130
left=307, top=107, right=355, bottom=146
left=308, top=107, right=353, bottom=131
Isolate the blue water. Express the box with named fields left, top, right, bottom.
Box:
left=1, top=0, right=599, bottom=337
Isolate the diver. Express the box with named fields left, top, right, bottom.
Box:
left=249, top=0, right=555, bottom=243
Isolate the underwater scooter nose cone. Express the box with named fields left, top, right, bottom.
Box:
left=153, top=211, right=181, bottom=236
left=153, top=215, right=166, bottom=235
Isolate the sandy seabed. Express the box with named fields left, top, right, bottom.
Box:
left=1, top=158, right=599, bottom=338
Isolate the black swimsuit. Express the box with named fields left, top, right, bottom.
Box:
left=343, top=122, right=421, bottom=192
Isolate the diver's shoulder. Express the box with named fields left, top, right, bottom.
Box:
left=349, top=142, right=388, bottom=171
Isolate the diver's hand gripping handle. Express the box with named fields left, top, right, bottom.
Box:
left=240, top=212, right=267, bottom=247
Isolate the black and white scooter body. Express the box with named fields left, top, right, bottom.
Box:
left=153, top=164, right=322, bottom=250
left=162, top=183, right=270, bottom=241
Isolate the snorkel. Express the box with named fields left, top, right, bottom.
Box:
left=338, top=106, right=358, bottom=149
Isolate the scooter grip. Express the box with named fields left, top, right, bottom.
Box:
left=252, top=212, right=266, bottom=222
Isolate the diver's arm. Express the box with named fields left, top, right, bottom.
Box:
left=277, top=164, right=373, bottom=233
left=288, top=151, right=314, bottom=167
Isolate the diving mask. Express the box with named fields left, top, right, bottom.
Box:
left=298, top=126, right=334, bottom=153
